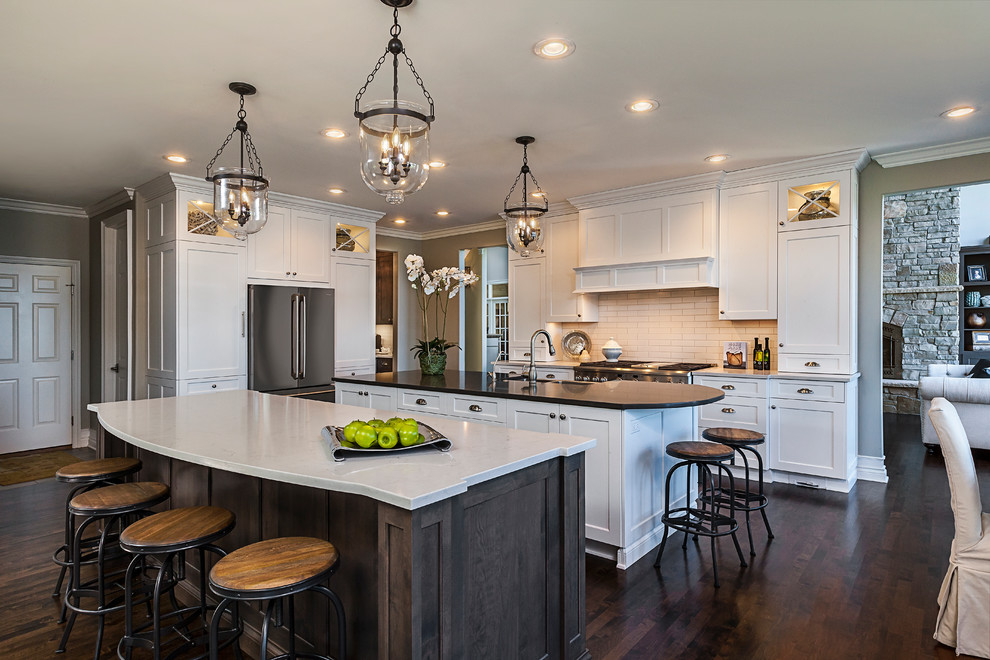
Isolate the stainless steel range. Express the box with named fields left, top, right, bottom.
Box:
left=572, top=360, right=715, bottom=384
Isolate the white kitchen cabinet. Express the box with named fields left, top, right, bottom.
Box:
left=332, top=255, right=376, bottom=375
left=507, top=256, right=550, bottom=360
left=140, top=174, right=245, bottom=249
left=777, top=225, right=855, bottom=373
left=247, top=205, right=332, bottom=284
left=335, top=383, right=395, bottom=411
left=693, top=373, right=770, bottom=471
left=178, top=376, right=246, bottom=396
left=777, top=169, right=852, bottom=232
left=768, top=377, right=858, bottom=491
left=332, top=219, right=375, bottom=259
left=717, top=182, right=777, bottom=320
left=544, top=214, right=598, bottom=322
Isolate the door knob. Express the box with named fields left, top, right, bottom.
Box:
left=110, top=363, right=120, bottom=372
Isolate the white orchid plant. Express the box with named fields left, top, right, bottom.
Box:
left=404, top=254, right=479, bottom=360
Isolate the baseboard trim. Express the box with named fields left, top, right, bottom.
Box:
left=857, top=455, right=889, bottom=484
left=76, top=428, right=94, bottom=450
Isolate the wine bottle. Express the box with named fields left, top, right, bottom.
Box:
left=753, top=338, right=763, bottom=371
left=764, top=337, right=772, bottom=371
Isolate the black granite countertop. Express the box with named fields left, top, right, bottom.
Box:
left=334, top=371, right=724, bottom=410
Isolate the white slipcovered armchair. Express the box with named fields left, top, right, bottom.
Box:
left=928, top=398, right=990, bottom=658
left=920, top=364, right=990, bottom=452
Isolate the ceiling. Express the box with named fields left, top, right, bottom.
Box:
left=2, top=0, right=989, bottom=233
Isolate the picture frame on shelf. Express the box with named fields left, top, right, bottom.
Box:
left=967, top=264, right=987, bottom=282
left=723, top=341, right=747, bottom=369
left=972, top=331, right=990, bottom=350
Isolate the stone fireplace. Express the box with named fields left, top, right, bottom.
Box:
left=882, top=187, right=962, bottom=414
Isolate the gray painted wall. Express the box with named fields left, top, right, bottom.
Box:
left=0, top=208, right=92, bottom=430
left=858, top=153, right=990, bottom=460
left=376, top=234, right=422, bottom=371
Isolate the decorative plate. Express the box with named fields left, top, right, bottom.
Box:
left=561, top=330, right=591, bottom=359
left=321, top=421, right=451, bottom=462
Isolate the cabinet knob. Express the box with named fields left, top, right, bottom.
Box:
left=292, top=272, right=297, bottom=276
left=469, top=404, right=482, bottom=412
left=351, top=372, right=356, bottom=376
left=286, top=271, right=291, bottom=276
left=211, top=384, right=217, bottom=389
left=797, top=388, right=814, bottom=394
left=332, top=247, right=336, bottom=252
left=721, top=385, right=735, bottom=390
left=416, top=398, right=427, bottom=406
left=577, top=313, right=582, bottom=318
left=779, top=343, right=783, bottom=347
left=549, top=412, right=556, bottom=419
left=771, top=405, right=776, bottom=409
left=721, top=407, right=734, bottom=414
left=559, top=413, right=567, bottom=420
left=804, top=362, right=820, bottom=368
left=779, top=221, right=784, bottom=226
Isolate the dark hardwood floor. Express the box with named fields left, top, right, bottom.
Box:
left=0, top=415, right=985, bottom=659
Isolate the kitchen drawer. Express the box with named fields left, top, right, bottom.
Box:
left=447, top=394, right=505, bottom=424
left=776, top=353, right=851, bottom=375
left=536, top=367, right=574, bottom=381
left=771, top=379, right=845, bottom=403
left=179, top=376, right=245, bottom=396
left=693, top=375, right=767, bottom=397
left=698, top=398, right=765, bottom=430
left=397, top=389, right=444, bottom=414
left=494, top=364, right=525, bottom=376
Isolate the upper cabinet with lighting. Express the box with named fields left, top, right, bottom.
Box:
left=333, top=218, right=375, bottom=259
left=777, top=169, right=852, bottom=232
left=140, top=173, right=245, bottom=248
left=247, top=205, right=332, bottom=284
left=567, top=172, right=722, bottom=293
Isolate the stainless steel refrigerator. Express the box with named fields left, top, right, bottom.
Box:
left=248, top=284, right=335, bottom=401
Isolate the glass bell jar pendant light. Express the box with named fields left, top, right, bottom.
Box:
left=204, top=82, right=270, bottom=240
left=504, top=136, right=548, bottom=257
left=354, top=0, right=435, bottom=205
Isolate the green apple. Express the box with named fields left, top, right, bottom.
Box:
left=343, top=421, right=364, bottom=443
left=354, top=424, right=378, bottom=449
left=398, top=425, right=420, bottom=447
left=377, top=426, right=399, bottom=449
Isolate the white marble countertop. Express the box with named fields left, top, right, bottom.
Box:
left=88, top=390, right=595, bottom=511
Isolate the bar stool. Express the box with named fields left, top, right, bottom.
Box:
left=654, top=441, right=747, bottom=588
left=208, top=537, right=346, bottom=660
left=701, top=427, right=774, bottom=556
left=58, top=481, right=171, bottom=660
left=52, top=457, right=143, bottom=608
left=117, top=505, right=240, bottom=660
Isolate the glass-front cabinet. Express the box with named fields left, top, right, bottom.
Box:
left=777, top=169, right=852, bottom=231
left=333, top=220, right=374, bottom=257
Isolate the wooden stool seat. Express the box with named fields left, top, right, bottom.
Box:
left=120, top=506, right=236, bottom=554
left=56, top=457, right=141, bottom=483
left=68, top=481, right=170, bottom=515
left=702, top=427, right=765, bottom=446
left=666, top=440, right=734, bottom=462
left=210, top=537, right=339, bottom=600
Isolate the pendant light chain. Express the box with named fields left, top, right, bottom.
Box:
left=205, top=93, right=265, bottom=179
left=503, top=142, right=546, bottom=208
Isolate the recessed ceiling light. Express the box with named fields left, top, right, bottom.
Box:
left=942, top=106, right=976, bottom=118
left=164, top=154, right=188, bottom=163
left=533, top=38, right=575, bottom=59
left=322, top=128, right=348, bottom=138
left=428, top=160, right=446, bottom=168
left=328, top=188, right=346, bottom=195
left=705, top=154, right=730, bottom=163
left=626, top=99, right=659, bottom=113
left=394, top=218, right=406, bottom=224
left=436, top=210, right=449, bottom=216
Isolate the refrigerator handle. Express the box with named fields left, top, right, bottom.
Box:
left=290, top=294, right=300, bottom=380
left=299, top=295, right=307, bottom=379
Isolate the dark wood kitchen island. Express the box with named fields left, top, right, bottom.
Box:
left=89, top=390, right=594, bottom=660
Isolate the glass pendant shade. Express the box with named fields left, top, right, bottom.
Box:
left=506, top=213, right=545, bottom=257
left=212, top=167, right=269, bottom=240
left=358, top=100, right=430, bottom=205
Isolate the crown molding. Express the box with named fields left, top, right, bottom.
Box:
left=873, top=136, right=990, bottom=168
left=0, top=197, right=87, bottom=218
left=85, top=188, right=134, bottom=218
left=421, top=219, right=505, bottom=241
left=721, top=148, right=870, bottom=187
left=567, top=171, right=726, bottom=210
left=376, top=226, right=422, bottom=240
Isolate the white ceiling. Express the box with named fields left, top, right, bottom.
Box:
left=2, top=0, right=989, bottom=232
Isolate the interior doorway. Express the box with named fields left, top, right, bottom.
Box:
left=458, top=246, right=508, bottom=371
left=0, top=259, right=78, bottom=453
left=101, top=209, right=133, bottom=402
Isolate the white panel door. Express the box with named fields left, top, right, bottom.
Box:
left=507, top=257, right=547, bottom=359
left=718, top=183, right=777, bottom=320
left=769, top=398, right=845, bottom=479
left=291, top=209, right=331, bottom=283
left=559, top=405, right=621, bottom=545
left=546, top=215, right=598, bottom=322
left=778, top=226, right=850, bottom=355
left=506, top=400, right=559, bottom=434
left=0, top=262, right=72, bottom=453
left=247, top=205, right=291, bottom=280
left=332, top=256, right=375, bottom=372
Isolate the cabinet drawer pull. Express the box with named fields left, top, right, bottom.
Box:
left=469, top=404, right=483, bottom=412
left=804, top=361, right=820, bottom=367
left=415, top=398, right=428, bottom=405
left=720, top=384, right=735, bottom=390
left=549, top=412, right=556, bottom=419
left=211, top=384, right=217, bottom=389
left=721, top=407, right=734, bottom=414
left=560, top=413, right=567, bottom=420
left=797, top=387, right=814, bottom=394
left=545, top=373, right=556, bottom=379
